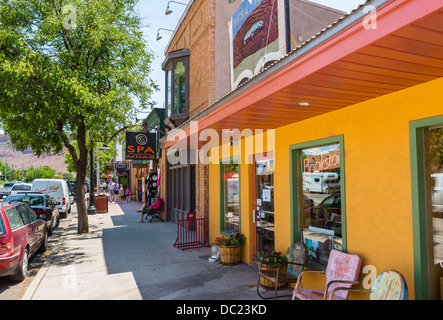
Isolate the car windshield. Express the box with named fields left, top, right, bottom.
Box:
left=5, top=195, right=45, bottom=206
left=12, top=185, right=31, bottom=190
left=3, top=183, right=14, bottom=188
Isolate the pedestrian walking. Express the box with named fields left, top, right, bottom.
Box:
left=108, top=180, right=115, bottom=202
left=113, top=182, right=120, bottom=203
left=117, top=184, right=123, bottom=204
left=126, top=187, right=131, bottom=202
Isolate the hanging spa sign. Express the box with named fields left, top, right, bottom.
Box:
left=229, top=0, right=288, bottom=90
left=125, top=132, right=157, bottom=160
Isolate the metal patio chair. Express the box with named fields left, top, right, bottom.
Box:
left=330, top=270, right=408, bottom=300
left=257, top=242, right=308, bottom=300
left=292, top=249, right=362, bottom=300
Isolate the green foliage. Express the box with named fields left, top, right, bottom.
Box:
left=213, top=233, right=246, bottom=247
left=253, top=250, right=287, bottom=267
left=64, top=140, right=117, bottom=173
left=0, top=0, right=156, bottom=232
left=24, top=166, right=57, bottom=182
left=0, top=0, right=155, bottom=154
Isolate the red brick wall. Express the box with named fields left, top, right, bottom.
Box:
left=163, top=0, right=215, bottom=224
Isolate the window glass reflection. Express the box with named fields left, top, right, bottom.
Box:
left=174, top=61, right=186, bottom=114
left=222, top=163, right=240, bottom=234
left=425, top=126, right=443, bottom=299
left=300, top=143, right=341, bottom=267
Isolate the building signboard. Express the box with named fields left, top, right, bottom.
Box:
left=125, top=132, right=157, bottom=160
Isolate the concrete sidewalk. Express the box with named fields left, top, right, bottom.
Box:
left=21, top=200, right=283, bottom=300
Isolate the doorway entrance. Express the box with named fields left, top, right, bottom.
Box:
left=253, top=153, right=274, bottom=254
left=410, top=115, right=443, bottom=300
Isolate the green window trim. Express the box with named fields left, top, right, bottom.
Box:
left=289, top=135, right=347, bottom=257
left=409, top=114, right=443, bottom=300
left=219, top=156, right=241, bottom=236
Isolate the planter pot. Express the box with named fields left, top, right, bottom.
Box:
left=219, top=245, right=241, bottom=265
left=259, top=265, right=288, bottom=290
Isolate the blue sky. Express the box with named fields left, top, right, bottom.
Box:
left=135, top=0, right=366, bottom=119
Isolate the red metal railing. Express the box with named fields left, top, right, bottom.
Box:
left=173, top=213, right=209, bottom=250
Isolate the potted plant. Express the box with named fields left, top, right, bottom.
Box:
left=213, top=233, right=246, bottom=265
left=254, top=250, right=288, bottom=289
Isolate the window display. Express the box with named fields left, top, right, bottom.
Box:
left=300, top=143, right=342, bottom=267
left=424, top=125, right=443, bottom=299
left=222, top=163, right=240, bottom=234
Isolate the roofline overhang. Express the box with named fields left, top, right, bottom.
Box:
left=162, top=0, right=443, bottom=148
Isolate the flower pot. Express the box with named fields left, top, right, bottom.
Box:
left=219, top=245, right=241, bottom=265
left=259, top=265, right=288, bottom=290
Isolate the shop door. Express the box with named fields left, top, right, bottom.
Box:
left=167, top=163, right=195, bottom=222
left=253, top=153, right=274, bottom=254
left=424, top=125, right=443, bottom=299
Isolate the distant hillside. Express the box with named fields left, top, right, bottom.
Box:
left=0, top=134, right=69, bottom=173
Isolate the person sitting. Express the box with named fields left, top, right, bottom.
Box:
left=137, top=196, right=163, bottom=223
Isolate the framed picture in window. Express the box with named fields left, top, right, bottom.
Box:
left=302, top=227, right=334, bottom=267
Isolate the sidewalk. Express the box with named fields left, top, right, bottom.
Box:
left=21, top=200, right=281, bottom=300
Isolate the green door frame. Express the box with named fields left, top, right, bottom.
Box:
left=409, top=114, right=443, bottom=300
left=289, top=135, right=347, bottom=254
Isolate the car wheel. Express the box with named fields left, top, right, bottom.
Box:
left=39, top=230, right=48, bottom=253
left=10, top=248, right=29, bottom=282
left=61, top=211, right=67, bottom=219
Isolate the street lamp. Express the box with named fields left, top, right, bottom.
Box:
left=87, top=141, right=109, bottom=215
left=156, top=28, right=174, bottom=41
left=165, top=1, right=187, bottom=15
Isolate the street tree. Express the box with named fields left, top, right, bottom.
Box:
left=0, top=0, right=156, bottom=233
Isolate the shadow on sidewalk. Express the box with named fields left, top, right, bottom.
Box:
left=100, top=201, right=264, bottom=300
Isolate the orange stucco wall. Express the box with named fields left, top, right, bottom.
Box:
left=209, top=76, right=443, bottom=299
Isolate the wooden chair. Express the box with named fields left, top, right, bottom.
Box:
left=292, top=249, right=362, bottom=300
left=257, top=242, right=308, bottom=300
left=330, top=270, right=408, bottom=300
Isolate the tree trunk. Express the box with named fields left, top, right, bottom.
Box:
left=75, top=120, right=89, bottom=234
left=76, top=159, right=89, bottom=234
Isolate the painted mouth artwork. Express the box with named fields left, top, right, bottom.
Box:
left=243, top=20, right=264, bottom=46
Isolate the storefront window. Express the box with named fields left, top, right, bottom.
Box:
left=166, top=68, right=172, bottom=118
left=221, top=162, right=240, bottom=234
left=174, top=61, right=186, bottom=114
left=162, top=49, right=189, bottom=125
left=299, top=143, right=342, bottom=267
left=424, top=125, right=443, bottom=299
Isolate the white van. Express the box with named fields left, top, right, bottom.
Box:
left=31, top=179, right=71, bottom=218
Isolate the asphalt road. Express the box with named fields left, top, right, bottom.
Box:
left=0, top=201, right=76, bottom=300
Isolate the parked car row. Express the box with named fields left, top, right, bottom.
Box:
left=0, top=178, right=75, bottom=282
left=0, top=181, right=25, bottom=199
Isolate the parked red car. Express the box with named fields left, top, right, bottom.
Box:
left=0, top=201, right=47, bottom=281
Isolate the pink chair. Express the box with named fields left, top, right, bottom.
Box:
left=292, top=249, right=362, bottom=300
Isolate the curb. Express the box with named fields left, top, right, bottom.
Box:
left=21, top=213, right=78, bottom=300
